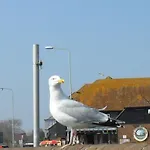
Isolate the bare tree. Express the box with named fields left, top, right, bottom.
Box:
left=0, top=119, right=24, bottom=146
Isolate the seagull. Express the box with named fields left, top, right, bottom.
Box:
left=48, top=75, right=124, bottom=148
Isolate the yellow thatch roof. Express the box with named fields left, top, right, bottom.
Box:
left=72, top=77, right=150, bottom=110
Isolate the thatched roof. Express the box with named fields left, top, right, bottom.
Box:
left=72, top=77, right=150, bottom=110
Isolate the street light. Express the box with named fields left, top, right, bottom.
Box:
left=0, top=88, right=15, bottom=147
left=45, top=46, right=72, bottom=99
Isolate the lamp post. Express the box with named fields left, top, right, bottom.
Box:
left=45, top=46, right=72, bottom=99
left=0, top=88, right=15, bottom=147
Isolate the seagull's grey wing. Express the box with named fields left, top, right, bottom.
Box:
left=58, top=99, right=108, bottom=123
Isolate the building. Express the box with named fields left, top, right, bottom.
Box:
left=0, top=132, right=3, bottom=144
left=71, top=76, right=150, bottom=143
left=44, top=116, right=66, bottom=141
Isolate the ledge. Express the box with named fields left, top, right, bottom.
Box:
left=4, top=143, right=150, bottom=150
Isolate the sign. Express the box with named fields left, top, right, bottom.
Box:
left=133, top=126, right=149, bottom=142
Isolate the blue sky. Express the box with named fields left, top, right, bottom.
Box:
left=0, top=0, right=150, bottom=130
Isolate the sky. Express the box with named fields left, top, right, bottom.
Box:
left=0, top=0, right=150, bottom=130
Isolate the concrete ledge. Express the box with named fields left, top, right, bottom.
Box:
left=3, top=143, right=150, bottom=150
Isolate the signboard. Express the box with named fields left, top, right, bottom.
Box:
left=133, top=126, right=149, bottom=142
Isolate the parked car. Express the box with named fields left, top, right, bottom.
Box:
left=0, top=145, right=9, bottom=148
left=23, top=143, right=33, bottom=147
left=39, top=140, right=61, bottom=146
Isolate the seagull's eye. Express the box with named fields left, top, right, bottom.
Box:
left=52, top=78, right=55, bottom=80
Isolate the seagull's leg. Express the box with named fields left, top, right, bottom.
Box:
left=70, top=129, right=74, bottom=144
left=72, top=129, right=77, bottom=145
left=61, top=128, right=75, bottom=149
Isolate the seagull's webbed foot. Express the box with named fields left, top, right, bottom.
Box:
left=60, top=142, right=75, bottom=149
left=60, top=143, right=71, bottom=149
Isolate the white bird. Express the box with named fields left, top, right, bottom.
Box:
left=48, top=75, right=122, bottom=148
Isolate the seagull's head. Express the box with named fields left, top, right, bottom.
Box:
left=48, top=75, right=65, bottom=87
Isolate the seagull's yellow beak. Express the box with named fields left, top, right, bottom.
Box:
left=58, top=78, right=65, bottom=83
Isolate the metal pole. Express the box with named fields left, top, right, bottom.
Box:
left=0, top=88, right=15, bottom=147
left=68, top=51, right=72, bottom=99
left=11, top=90, right=15, bottom=148
left=33, top=44, right=40, bottom=147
